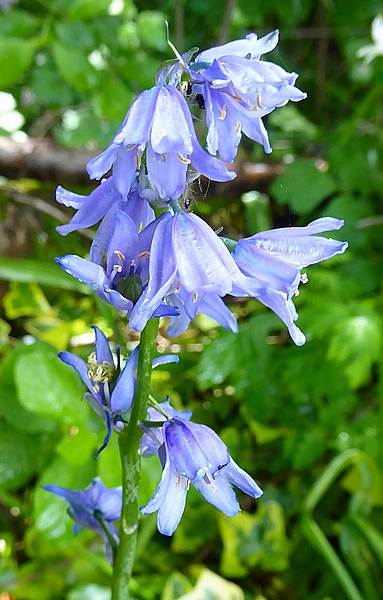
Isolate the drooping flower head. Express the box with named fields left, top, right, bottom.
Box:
left=189, top=30, right=307, bottom=161
left=87, top=83, right=235, bottom=201
left=44, top=477, right=121, bottom=559
left=59, top=326, right=178, bottom=453
left=141, top=418, right=262, bottom=535
left=56, top=211, right=178, bottom=322
left=139, top=398, right=192, bottom=457
left=232, top=217, right=348, bottom=345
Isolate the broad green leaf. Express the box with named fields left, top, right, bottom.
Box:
left=0, top=426, right=38, bottom=490
left=67, top=0, right=110, bottom=20
left=0, top=258, right=89, bottom=292
left=52, top=42, right=97, bottom=93
left=0, top=38, right=35, bottom=88
left=15, top=345, right=88, bottom=424
left=0, top=345, right=57, bottom=434
left=270, top=159, right=336, bottom=214
left=136, top=11, right=167, bottom=52
left=0, top=9, right=41, bottom=37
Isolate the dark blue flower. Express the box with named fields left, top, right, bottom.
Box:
left=189, top=30, right=306, bottom=161
left=139, top=398, right=192, bottom=457
left=232, top=217, right=348, bottom=345
left=141, top=418, right=262, bottom=535
left=87, top=84, right=235, bottom=201
left=59, top=326, right=178, bottom=453
left=44, top=477, right=121, bottom=559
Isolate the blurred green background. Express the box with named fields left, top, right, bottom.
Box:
left=0, top=1, right=383, bottom=599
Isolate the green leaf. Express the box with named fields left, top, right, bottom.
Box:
left=136, top=11, right=167, bottom=52
left=3, top=282, right=52, bottom=320
left=219, top=502, right=289, bottom=577
left=270, top=159, right=336, bottom=214
left=328, top=311, right=382, bottom=388
left=0, top=257, right=89, bottom=292
left=67, top=0, right=110, bottom=20
left=0, top=345, right=57, bottom=434
left=15, top=345, right=88, bottom=424
left=0, top=38, right=35, bottom=88
left=179, top=569, right=244, bottom=600
left=162, top=573, right=192, bottom=600
left=52, top=42, right=97, bottom=93
left=92, top=76, right=134, bottom=122
left=0, top=426, right=38, bottom=490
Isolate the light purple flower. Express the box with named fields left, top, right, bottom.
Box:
left=141, top=418, right=262, bottom=535
left=190, top=30, right=306, bottom=161
left=87, top=84, right=235, bottom=200
left=129, top=210, right=252, bottom=333
left=44, top=477, right=121, bottom=559
left=59, top=326, right=178, bottom=453
left=140, top=398, right=192, bottom=457
left=232, top=217, right=348, bottom=345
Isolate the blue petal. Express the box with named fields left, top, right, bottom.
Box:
left=95, top=410, right=113, bottom=457
left=256, top=288, right=306, bottom=346
left=196, top=30, right=279, bottom=62
left=193, top=475, right=240, bottom=516
left=56, top=178, right=119, bottom=236
left=106, top=210, right=139, bottom=278
left=190, top=137, right=236, bottom=182
left=141, top=445, right=188, bottom=536
left=110, top=347, right=139, bottom=414
left=92, top=326, right=114, bottom=365
left=113, top=87, right=160, bottom=146
left=150, top=86, right=193, bottom=155
left=112, top=147, right=137, bottom=198
left=146, top=143, right=187, bottom=200
left=129, top=216, right=178, bottom=332
left=225, top=457, right=263, bottom=498
left=97, top=486, right=122, bottom=521
left=152, top=354, right=179, bottom=368
left=56, top=185, right=85, bottom=209
left=56, top=255, right=107, bottom=292
left=197, top=293, right=238, bottom=333
left=87, top=143, right=120, bottom=180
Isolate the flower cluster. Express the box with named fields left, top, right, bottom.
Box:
left=46, top=30, right=348, bottom=545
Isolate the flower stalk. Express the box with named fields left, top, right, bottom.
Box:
left=111, top=318, right=159, bottom=600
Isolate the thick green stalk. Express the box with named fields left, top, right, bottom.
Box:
left=111, top=318, right=159, bottom=599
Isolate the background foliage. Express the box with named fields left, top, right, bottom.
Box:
left=0, top=0, right=383, bottom=599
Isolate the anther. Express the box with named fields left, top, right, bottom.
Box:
left=192, top=291, right=198, bottom=303
left=114, top=250, right=125, bottom=261
left=236, top=120, right=241, bottom=136
left=177, top=153, right=191, bottom=165
left=301, top=273, right=309, bottom=284
left=219, top=104, right=227, bottom=120
left=113, top=264, right=123, bottom=273
left=137, top=250, right=150, bottom=258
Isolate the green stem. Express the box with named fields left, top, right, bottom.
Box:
left=111, top=318, right=159, bottom=600
left=94, top=511, right=118, bottom=561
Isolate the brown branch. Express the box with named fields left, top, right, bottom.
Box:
left=0, top=136, right=283, bottom=189
left=0, top=136, right=94, bottom=185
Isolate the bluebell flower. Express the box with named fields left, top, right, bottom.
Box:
left=139, top=398, right=192, bottom=457
left=56, top=211, right=178, bottom=322
left=232, top=217, right=348, bottom=345
left=129, top=210, right=252, bottom=333
left=59, top=326, right=178, bottom=453
left=189, top=30, right=306, bottom=161
left=141, top=418, right=262, bottom=535
left=87, top=84, right=235, bottom=201
left=44, top=477, right=121, bottom=559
